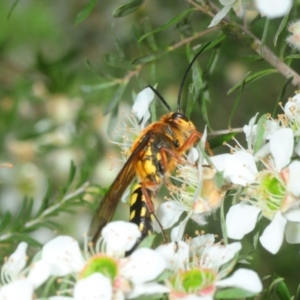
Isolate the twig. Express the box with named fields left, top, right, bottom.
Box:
left=187, top=0, right=300, bottom=87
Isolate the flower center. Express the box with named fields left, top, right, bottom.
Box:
left=171, top=268, right=216, bottom=294
left=249, top=172, right=286, bottom=219
left=81, top=255, right=118, bottom=280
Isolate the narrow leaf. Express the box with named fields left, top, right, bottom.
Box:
left=113, top=0, right=144, bottom=18
left=216, top=288, right=257, bottom=299
left=7, top=0, right=19, bottom=19
left=208, top=132, right=236, bottom=149
left=253, top=114, right=268, bottom=153
left=272, top=76, right=293, bottom=117
left=132, top=49, right=168, bottom=64
left=102, top=53, right=131, bottom=70
left=260, top=18, right=269, bottom=56
left=284, top=54, right=300, bottom=60
left=276, top=278, right=291, bottom=300
left=104, top=82, right=128, bottom=115
left=228, top=72, right=250, bottom=128
left=81, top=81, right=118, bottom=93
left=274, top=13, right=290, bottom=47
left=138, top=8, right=194, bottom=42
left=227, top=69, right=277, bottom=95
left=75, top=0, right=98, bottom=25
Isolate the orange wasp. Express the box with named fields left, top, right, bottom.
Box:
left=89, top=43, right=212, bottom=244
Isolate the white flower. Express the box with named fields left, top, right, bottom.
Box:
left=287, top=20, right=300, bottom=51
left=226, top=202, right=300, bottom=254
left=161, top=235, right=262, bottom=299
left=79, top=221, right=167, bottom=299
left=0, top=241, right=50, bottom=295
left=1, top=242, right=28, bottom=282
left=284, top=93, right=300, bottom=124
left=101, top=221, right=142, bottom=257
left=0, top=279, right=34, bottom=300
left=41, top=235, right=85, bottom=276
left=156, top=134, right=224, bottom=241
left=132, top=87, right=155, bottom=129
left=255, top=0, right=292, bottom=18
left=269, top=128, right=294, bottom=172
left=212, top=151, right=258, bottom=186
left=73, top=273, right=112, bottom=300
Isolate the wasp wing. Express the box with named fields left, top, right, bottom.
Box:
left=89, top=132, right=152, bottom=243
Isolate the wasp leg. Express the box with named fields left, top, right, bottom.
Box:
left=141, top=184, right=168, bottom=243
left=178, top=131, right=213, bottom=156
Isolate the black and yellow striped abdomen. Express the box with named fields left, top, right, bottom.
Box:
left=129, top=183, right=154, bottom=240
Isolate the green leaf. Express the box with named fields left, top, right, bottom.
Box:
left=0, top=212, right=11, bottom=232
left=7, top=0, right=20, bottom=19
left=227, top=69, right=277, bottom=95
left=81, top=81, right=118, bottom=93
left=260, top=18, right=269, bottom=56
left=113, top=0, right=144, bottom=18
left=102, top=53, right=132, bottom=70
left=275, top=277, right=291, bottom=300
left=138, top=8, right=194, bottom=42
left=141, top=18, right=158, bottom=51
left=132, top=49, right=169, bottom=65
left=253, top=114, right=268, bottom=154
left=75, top=0, right=98, bottom=25
left=107, top=105, right=119, bottom=134
left=284, top=54, right=300, bottom=60
left=228, top=72, right=250, bottom=128
left=220, top=189, right=228, bottom=245
left=271, top=76, right=293, bottom=118
left=208, top=132, right=237, bottom=149
left=186, top=45, right=203, bottom=118
left=274, top=13, right=290, bottom=47
left=216, top=287, right=257, bottom=299
left=104, top=82, right=128, bottom=115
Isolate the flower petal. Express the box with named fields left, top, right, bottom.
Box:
left=127, top=283, right=170, bottom=299
left=270, top=128, right=293, bottom=171
left=27, top=260, right=50, bottom=288
left=0, top=279, right=33, bottom=300
left=216, top=268, right=262, bottom=293
left=73, top=273, right=112, bottom=300
left=102, top=221, right=141, bottom=256
left=170, top=215, right=189, bottom=241
left=156, top=201, right=185, bottom=229
left=286, top=161, right=300, bottom=196
left=226, top=203, right=261, bottom=239
left=259, top=211, right=287, bottom=254
left=210, top=154, right=231, bottom=173
left=224, top=151, right=258, bottom=186
left=132, top=87, right=154, bottom=129
left=203, top=242, right=241, bottom=269
left=156, top=241, right=189, bottom=270
left=2, top=242, right=28, bottom=280
left=121, top=248, right=166, bottom=284
left=255, top=0, right=292, bottom=18
left=285, top=221, right=300, bottom=244
left=284, top=208, right=300, bottom=222
left=42, top=236, right=85, bottom=276
left=208, top=5, right=232, bottom=27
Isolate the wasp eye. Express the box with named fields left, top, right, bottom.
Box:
left=171, top=112, right=189, bottom=122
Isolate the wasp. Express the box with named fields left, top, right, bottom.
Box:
left=89, top=42, right=212, bottom=244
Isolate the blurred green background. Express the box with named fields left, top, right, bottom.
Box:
left=0, top=0, right=299, bottom=297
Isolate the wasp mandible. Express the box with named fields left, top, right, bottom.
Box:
left=89, top=42, right=212, bottom=244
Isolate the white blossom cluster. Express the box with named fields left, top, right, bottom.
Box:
left=2, top=87, right=300, bottom=299
left=0, top=222, right=262, bottom=300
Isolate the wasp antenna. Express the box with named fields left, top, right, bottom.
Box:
left=147, top=85, right=172, bottom=112
left=177, top=42, right=211, bottom=112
